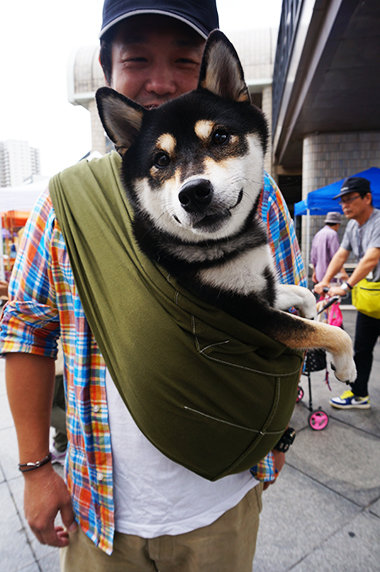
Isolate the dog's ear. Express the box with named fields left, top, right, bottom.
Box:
left=96, top=87, right=145, bottom=155
left=198, top=30, right=250, bottom=104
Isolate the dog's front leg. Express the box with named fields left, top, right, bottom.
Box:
left=275, top=284, right=317, bottom=320
left=271, top=312, right=356, bottom=383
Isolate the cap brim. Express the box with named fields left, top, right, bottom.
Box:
left=99, top=9, right=209, bottom=39
left=333, top=189, right=351, bottom=200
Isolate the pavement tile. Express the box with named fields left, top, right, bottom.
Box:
left=38, top=550, right=61, bottom=572
left=0, top=391, right=14, bottom=431
left=286, top=417, right=380, bottom=507
left=368, top=498, right=380, bottom=518
left=0, top=425, right=21, bottom=482
left=0, top=481, right=36, bottom=572
left=15, top=564, right=40, bottom=572
left=293, top=376, right=380, bottom=439
left=0, top=376, right=6, bottom=397
left=0, top=359, right=5, bottom=396
left=254, top=465, right=361, bottom=572
left=290, top=510, right=380, bottom=572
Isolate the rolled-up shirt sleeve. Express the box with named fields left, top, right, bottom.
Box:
left=0, top=189, right=60, bottom=358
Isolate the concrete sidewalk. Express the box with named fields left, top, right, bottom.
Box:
left=1, top=308, right=379, bottom=572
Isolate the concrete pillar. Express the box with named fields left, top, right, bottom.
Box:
left=262, top=86, right=273, bottom=176
left=88, top=99, right=107, bottom=155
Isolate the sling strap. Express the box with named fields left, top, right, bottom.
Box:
left=49, top=152, right=302, bottom=481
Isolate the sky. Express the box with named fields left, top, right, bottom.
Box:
left=0, top=0, right=282, bottom=179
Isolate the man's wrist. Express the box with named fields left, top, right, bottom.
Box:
left=19, top=452, right=53, bottom=473
left=273, top=427, right=296, bottom=453
left=340, top=282, right=353, bottom=292
left=319, top=280, right=330, bottom=291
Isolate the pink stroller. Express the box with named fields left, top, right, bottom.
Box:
left=297, top=294, right=341, bottom=431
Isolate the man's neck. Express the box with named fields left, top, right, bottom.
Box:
left=356, top=205, right=374, bottom=227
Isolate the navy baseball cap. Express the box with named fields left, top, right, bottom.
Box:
left=333, top=177, right=371, bottom=199
left=100, top=0, right=219, bottom=40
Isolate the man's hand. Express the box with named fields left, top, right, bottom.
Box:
left=313, top=281, right=329, bottom=295
left=340, top=269, right=349, bottom=282
left=263, top=450, right=286, bottom=491
left=23, top=463, right=77, bottom=547
left=327, top=285, right=346, bottom=298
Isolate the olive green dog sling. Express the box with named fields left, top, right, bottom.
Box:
left=50, top=152, right=302, bottom=481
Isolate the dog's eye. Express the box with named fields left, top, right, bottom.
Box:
left=154, top=153, right=171, bottom=168
left=212, top=130, right=230, bottom=145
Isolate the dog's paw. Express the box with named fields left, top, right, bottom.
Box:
left=330, top=356, right=357, bottom=383
left=296, top=288, right=317, bottom=320
left=276, top=285, right=317, bottom=319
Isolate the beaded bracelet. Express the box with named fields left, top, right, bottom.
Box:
left=18, top=452, right=53, bottom=473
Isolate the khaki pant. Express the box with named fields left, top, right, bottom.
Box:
left=60, top=483, right=263, bottom=572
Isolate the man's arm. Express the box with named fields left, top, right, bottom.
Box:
left=316, top=247, right=380, bottom=297
left=314, top=247, right=350, bottom=294
left=346, top=247, right=380, bottom=286
left=6, top=353, right=77, bottom=547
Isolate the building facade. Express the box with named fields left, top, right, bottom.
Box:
left=0, top=140, right=41, bottom=187
left=271, top=0, right=380, bottom=267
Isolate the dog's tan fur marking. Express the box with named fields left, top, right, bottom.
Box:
left=273, top=317, right=344, bottom=351
left=195, top=120, right=215, bottom=141
left=156, top=133, right=176, bottom=155
left=271, top=315, right=355, bottom=382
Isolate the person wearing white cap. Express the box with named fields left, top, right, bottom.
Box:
left=310, top=211, right=348, bottom=285
left=1, top=1, right=306, bottom=570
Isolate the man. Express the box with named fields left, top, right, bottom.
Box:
left=310, top=211, right=348, bottom=284
left=1, top=2, right=305, bottom=570
left=315, top=177, right=380, bottom=410
left=311, top=211, right=342, bottom=284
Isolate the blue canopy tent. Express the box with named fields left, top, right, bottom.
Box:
left=293, top=167, right=380, bottom=278
left=294, top=167, right=380, bottom=216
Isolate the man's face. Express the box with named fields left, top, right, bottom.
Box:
left=109, top=15, right=205, bottom=108
left=340, top=191, right=371, bottom=220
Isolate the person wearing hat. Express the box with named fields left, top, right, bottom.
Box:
left=310, top=211, right=348, bottom=285
left=1, top=1, right=306, bottom=570
left=315, top=177, right=380, bottom=410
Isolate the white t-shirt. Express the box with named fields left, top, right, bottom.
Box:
left=105, top=369, right=259, bottom=537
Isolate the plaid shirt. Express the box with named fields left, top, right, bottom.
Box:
left=0, top=170, right=305, bottom=554
left=260, top=172, right=306, bottom=288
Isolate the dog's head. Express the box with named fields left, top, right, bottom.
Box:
left=96, top=30, right=268, bottom=242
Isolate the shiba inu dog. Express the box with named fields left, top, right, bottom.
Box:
left=96, top=30, right=356, bottom=383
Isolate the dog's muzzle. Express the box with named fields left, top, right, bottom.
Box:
left=179, top=179, right=213, bottom=213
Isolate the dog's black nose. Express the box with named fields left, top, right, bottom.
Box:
left=179, top=179, right=213, bottom=213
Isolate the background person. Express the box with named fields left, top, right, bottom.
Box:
left=1, top=2, right=305, bottom=571
left=310, top=211, right=348, bottom=285
left=315, top=177, right=380, bottom=409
